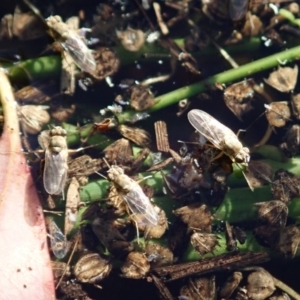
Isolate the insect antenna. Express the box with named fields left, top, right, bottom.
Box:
left=102, top=157, right=111, bottom=169
left=22, top=0, right=47, bottom=25
left=95, top=171, right=107, bottom=180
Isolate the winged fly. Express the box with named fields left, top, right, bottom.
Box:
left=38, top=126, right=68, bottom=195
left=46, top=15, right=96, bottom=74
left=105, top=161, right=159, bottom=238
left=187, top=109, right=250, bottom=166
left=45, top=217, right=69, bottom=259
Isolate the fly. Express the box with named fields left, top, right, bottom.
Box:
left=38, top=126, right=68, bottom=195
left=106, top=164, right=159, bottom=229
left=46, top=15, right=96, bottom=74
left=187, top=109, right=250, bottom=165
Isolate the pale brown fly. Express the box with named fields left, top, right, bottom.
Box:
left=38, top=126, right=68, bottom=195
left=106, top=164, right=159, bottom=229
left=46, top=15, right=96, bottom=74
left=187, top=109, right=250, bottom=165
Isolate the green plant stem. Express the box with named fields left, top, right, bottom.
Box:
left=63, top=123, right=114, bottom=149
left=252, top=145, right=286, bottom=162
left=228, top=157, right=300, bottom=188
left=6, top=38, right=261, bottom=83
left=117, top=44, right=300, bottom=123
left=78, top=171, right=300, bottom=223
left=279, top=8, right=300, bottom=27
left=182, top=231, right=267, bottom=262
left=8, top=56, right=61, bottom=83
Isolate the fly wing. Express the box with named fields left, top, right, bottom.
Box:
left=188, top=109, right=237, bottom=150
left=123, top=187, right=158, bottom=227
left=47, top=218, right=68, bottom=259
left=61, top=35, right=96, bottom=74
left=38, top=130, right=50, bottom=150
left=43, top=148, right=68, bottom=195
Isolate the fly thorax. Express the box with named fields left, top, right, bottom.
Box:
left=51, top=146, right=62, bottom=153
left=223, top=136, right=243, bottom=155
left=49, top=136, right=66, bottom=152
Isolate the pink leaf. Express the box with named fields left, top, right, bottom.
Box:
left=0, top=71, right=55, bottom=299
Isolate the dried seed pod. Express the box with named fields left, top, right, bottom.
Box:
left=247, top=269, right=276, bottom=300
left=265, top=102, right=291, bottom=127
left=116, top=27, right=145, bottom=52
left=264, top=65, right=298, bottom=93
left=90, top=47, right=120, bottom=82
left=51, top=261, right=71, bottom=284
left=74, top=253, right=112, bottom=284
left=103, top=138, right=133, bottom=167
left=0, top=6, right=46, bottom=40
left=180, top=276, right=216, bottom=300
left=174, top=203, right=212, bottom=232
left=14, top=81, right=56, bottom=104
left=275, top=225, right=300, bottom=258
left=130, top=85, right=155, bottom=111
left=223, top=79, right=255, bottom=121
left=291, top=93, right=300, bottom=120
left=92, top=217, right=126, bottom=248
left=18, top=105, right=50, bottom=134
left=121, top=252, right=150, bottom=279
left=118, top=124, right=151, bottom=148
left=256, top=200, right=288, bottom=228
left=51, top=104, right=76, bottom=123
left=243, top=160, right=273, bottom=188
left=253, top=225, right=279, bottom=248
left=134, top=205, right=168, bottom=239
left=280, top=125, right=300, bottom=157
left=219, top=272, right=243, bottom=299
left=68, top=154, right=103, bottom=178
left=271, top=169, right=300, bottom=204
left=190, top=232, right=220, bottom=256
left=59, top=279, right=88, bottom=299
left=145, top=244, right=173, bottom=268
